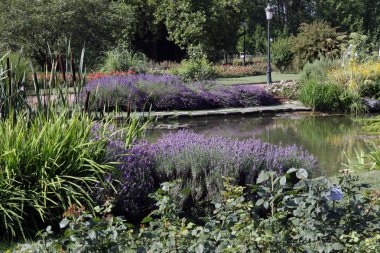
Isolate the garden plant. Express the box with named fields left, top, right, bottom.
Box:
left=1, top=1, right=380, bottom=252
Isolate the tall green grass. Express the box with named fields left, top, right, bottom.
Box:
left=0, top=46, right=88, bottom=122
left=30, top=46, right=87, bottom=115
left=0, top=47, right=149, bottom=239
left=99, top=48, right=148, bottom=73
left=0, top=52, right=31, bottom=120
left=0, top=112, right=115, bottom=239
left=299, top=80, right=367, bottom=115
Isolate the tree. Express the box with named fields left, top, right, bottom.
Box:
left=292, top=21, right=347, bottom=68
left=152, top=0, right=245, bottom=60
left=0, top=0, right=135, bottom=68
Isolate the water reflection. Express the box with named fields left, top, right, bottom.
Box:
left=145, top=112, right=374, bottom=176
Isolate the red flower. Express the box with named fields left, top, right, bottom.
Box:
left=87, top=70, right=136, bottom=81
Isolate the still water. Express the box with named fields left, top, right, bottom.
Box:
left=145, top=112, right=377, bottom=176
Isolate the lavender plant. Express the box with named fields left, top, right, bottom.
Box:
left=100, top=130, right=319, bottom=220
left=84, top=74, right=278, bottom=112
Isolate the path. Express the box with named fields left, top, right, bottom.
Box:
left=114, top=101, right=311, bottom=120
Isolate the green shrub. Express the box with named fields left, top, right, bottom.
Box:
left=300, top=57, right=339, bottom=83
left=11, top=170, right=380, bottom=252
left=360, top=79, right=380, bottom=99
left=0, top=112, right=113, bottom=239
left=174, top=57, right=216, bottom=81
left=100, top=48, right=148, bottom=73
left=293, top=21, right=347, bottom=69
left=271, top=37, right=294, bottom=73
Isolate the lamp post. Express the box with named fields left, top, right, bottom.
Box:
left=265, top=4, right=274, bottom=84
left=242, top=21, right=247, bottom=66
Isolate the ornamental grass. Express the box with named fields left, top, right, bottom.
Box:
left=0, top=112, right=115, bottom=239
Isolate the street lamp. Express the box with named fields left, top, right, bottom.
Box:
left=265, top=4, right=274, bottom=84
left=242, top=21, right=247, bottom=66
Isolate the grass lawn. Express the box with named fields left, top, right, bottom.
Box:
left=216, top=72, right=300, bottom=85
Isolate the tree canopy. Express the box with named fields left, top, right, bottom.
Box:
left=0, top=0, right=379, bottom=65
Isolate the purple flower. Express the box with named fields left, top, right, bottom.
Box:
left=83, top=74, right=278, bottom=111
left=96, top=129, right=319, bottom=219
left=326, top=186, right=343, bottom=201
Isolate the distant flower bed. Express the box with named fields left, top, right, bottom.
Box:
left=266, top=81, right=300, bottom=99
left=98, top=130, right=319, bottom=220
left=84, top=74, right=278, bottom=111
left=87, top=70, right=135, bottom=81
left=214, top=64, right=266, bottom=78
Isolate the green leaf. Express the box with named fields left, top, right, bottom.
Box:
left=182, top=187, right=191, bottom=195
left=296, top=169, right=308, bottom=179
left=257, top=172, right=269, bottom=184
left=59, top=218, right=70, bottom=228
left=195, top=244, right=204, bottom=253
left=141, top=216, right=153, bottom=224
left=88, top=230, right=96, bottom=240
left=331, top=242, right=345, bottom=250
left=256, top=199, right=265, bottom=206
left=286, top=168, right=298, bottom=175
left=280, top=176, right=287, bottom=186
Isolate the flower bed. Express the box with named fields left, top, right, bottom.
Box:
left=266, top=81, right=300, bottom=99
left=214, top=64, right=266, bottom=78
left=87, top=70, right=135, bottom=81
left=84, top=74, right=278, bottom=111
left=327, top=60, right=380, bottom=99
left=98, top=130, right=319, bottom=220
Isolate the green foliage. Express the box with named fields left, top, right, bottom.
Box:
left=175, top=57, right=216, bottom=81
left=272, top=37, right=295, bottom=73
left=300, top=57, right=339, bottom=83
left=347, top=116, right=380, bottom=172
left=0, top=52, right=31, bottom=120
left=292, top=21, right=347, bottom=68
left=0, top=0, right=135, bottom=68
left=2, top=51, right=31, bottom=81
left=359, top=79, right=380, bottom=99
left=357, top=115, right=380, bottom=135
left=12, top=169, right=380, bottom=252
left=236, top=24, right=267, bottom=56
left=346, top=143, right=380, bottom=171
left=299, top=80, right=367, bottom=115
left=299, top=80, right=343, bottom=111
left=345, top=32, right=370, bottom=61
left=0, top=112, right=113, bottom=239
left=153, top=0, right=244, bottom=60
left=2, top=0, right=380, bottom=65
left=315, top=0, right=380, bottom=44
left=99, top=48, right=148, bottom=73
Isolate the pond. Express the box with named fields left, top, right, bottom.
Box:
left=145, top=112, right=377, bottom=177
